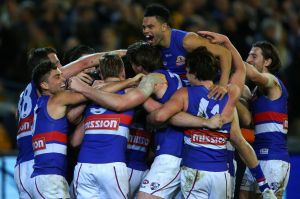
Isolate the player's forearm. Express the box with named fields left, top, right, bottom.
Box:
left=218, top=48, right=232, bottom=86
left=143, top=98, right=162, bottom=113
left=236, top=101, right=252, bottom=127
left=169, top=112, right=209, bottom=127
left=62, top=53, right=104, bottom=79
left=99, top=79, right=132, bottom=93
left=67, top=104, right=86, bottom=125
left=80, top=86, right=126, bottom=111
left=225, top=41, right=246, bottom=91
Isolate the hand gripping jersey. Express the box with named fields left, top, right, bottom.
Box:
left=78, top=90, right=134, bottom=164
left=183, top=85, right=231, bottom=172
left=251, top=78, right=289, bottom=162
left=16, top=81, right=38, bottom=165
left=160, top=29, right=188, bottom=84
left=127, top=119, right=151, bottom=171
left=153, top=69, right=184, bottom=157
left=31, top=95, right=69, bottom=178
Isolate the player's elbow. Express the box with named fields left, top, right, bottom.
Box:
left=153, top=111, right=168, bottom=124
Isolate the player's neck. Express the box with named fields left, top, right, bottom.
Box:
left=105, top=77, right=121, bottom=82
left=195, top=80, right=214, bottom=89
left=161, top=28, right=172, bottom=48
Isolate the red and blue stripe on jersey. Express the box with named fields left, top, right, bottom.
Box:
left=78, top=90, right=134, bottom=164
left=16, top=81, right=38, bottom=165
left=251, top=78, right=289, bottom=162
left=183, top=85, right=231, bottom=172
left=153, top=69, right=184, bottom=158
left=31, top=95, right=69, bottom=177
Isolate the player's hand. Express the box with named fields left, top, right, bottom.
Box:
left=128, top=73, right=145, bottom=86
left=113, top=49, right=127, bottom=57
left=68, top=76, right=89, bottom=93
left=92, top=80, right=106, bottom=89
left=208, top=85, right=227, bottom=100
left=206, top=114, right=223, bottom=129
left=197, top=31, right=229, bottom=45
left=76, top=72, right=94, bottom=85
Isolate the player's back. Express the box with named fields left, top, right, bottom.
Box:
left=183, top=85, right=231, bottom=172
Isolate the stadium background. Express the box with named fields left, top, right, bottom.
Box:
left=0, top=0, right=299, bottom=198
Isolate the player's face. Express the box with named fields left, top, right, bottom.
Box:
left=186, top=67, right=196, bottom=86
left=119, top=66, right=126, bottom=80
left=246, top=47, right=266, bottom=73
left=47, top=53, right=62, bottom=68
left=46, top=68, right=66, bottom=94
left=142, top=16, right=165, bottom=46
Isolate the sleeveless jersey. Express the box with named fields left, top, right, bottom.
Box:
left=78, top=90, right=134, bottom=164
left=153, top=69, right=184, bottom=157
left=16, top=81, right=38, bottom=165
left=183, top=85, right=231, bottom=172
left=31, top=95, right=69, bottom=177
left=160, top=29, right=188, bottom=84
left=251, top=78, right=289, bottom=162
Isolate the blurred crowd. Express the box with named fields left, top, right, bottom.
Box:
left=0, top=0, right=300, bottom=152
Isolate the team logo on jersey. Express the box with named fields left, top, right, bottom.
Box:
left=143, top=179, right=149, bottom=184
left=17, top=116, right=33, bottom=135
left=84, top=118, right=119, bottom=130
left=176, top=55, right=185, bottom=66
left=188, top=130, right=227, bottom=145
left=32, top=137, right=46, bottom=151
left=150, top=182, right=160, bottom=190
left=260, top=148, right=269, bottom=155
left=128, top=129, right=150, bottom=147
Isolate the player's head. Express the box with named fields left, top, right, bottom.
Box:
left=27, top=47, right=61, bottom=71
left=246, top=41, right=281, bottom=74
left=32, top=60, right=66, bottom=94
left=185, top=47, right=218, bottom=84
left=127, top=41, right=163, bottom=74
left=99, top=54, right=125, bottom=80
left=143, top=4, right=170, bottom=46
left=63, top=45, right=95, bottom=64
left=63, top=45, right=99, bottom=79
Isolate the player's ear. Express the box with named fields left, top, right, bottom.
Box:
left=40, top=81, right=49, bottom=90
left=264, top=58, right=272, bottom=68
left=162, top=23, right=168, bottom=31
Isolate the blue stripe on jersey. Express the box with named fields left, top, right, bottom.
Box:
left=16, top=136, right=34, bottom=164
left=78, top=134, right=128, bottom=163
left=182, top=144, right=228, bottom=172
left=31, top=153, right=67, bottom=177
left=126, top=150, right=148, bottom=171
left=253, top=132, right=289, bottom=162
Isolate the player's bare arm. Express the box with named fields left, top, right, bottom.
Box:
left=68, top=73, right=163, bottom=111
left=147, top=88, right=222, bottom=129
left=245, top=62, right=282, bottom=101
left=97, top=73, right=145, bottom=92
left=61, top=49, right=127, bottom=79
left=47, top=90, right=87, bottom=119
left=183, top=32, right=232, bottom=87
left=230, top=109, right=259, bottom=168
